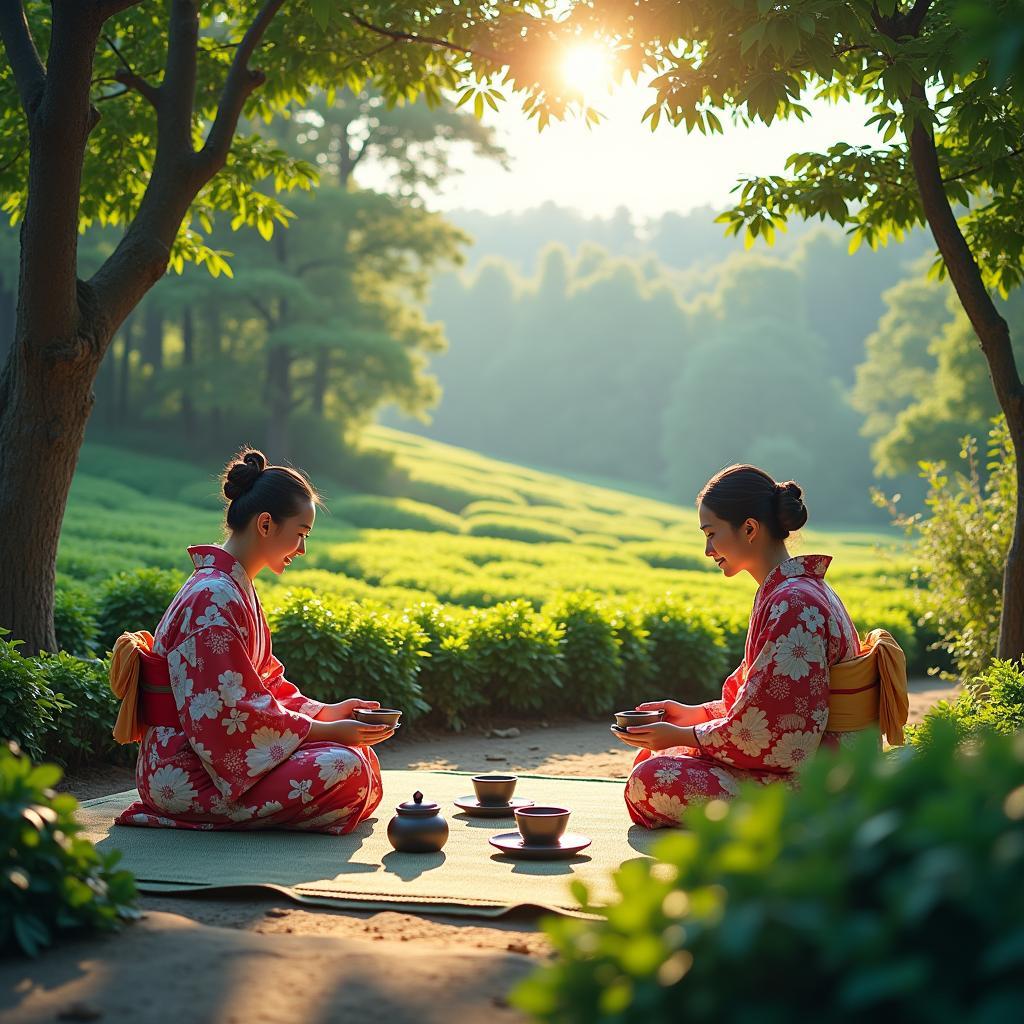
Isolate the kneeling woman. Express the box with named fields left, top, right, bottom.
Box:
left=111, top=449, right=393, bottom=834
left=618, top=464, right=907, bottom=829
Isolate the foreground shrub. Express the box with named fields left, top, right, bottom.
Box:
left=910, top=658, right=1024, bottom=748
left=0, top=744, right=138, bottom=956
left=514, top=724, right=1024, bottom=1022
left=268, top=589, right=429, bottom=719
left=0, top=631, right=69, bottom=762
left=96, top=567, right=185, bottom=652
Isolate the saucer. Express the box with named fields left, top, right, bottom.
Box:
left=454, top=796, right=534, bottom=818
left=488, top=830, right=592, bottom=860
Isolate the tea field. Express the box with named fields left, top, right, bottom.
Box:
left=59, top=427, right=929, bottom=669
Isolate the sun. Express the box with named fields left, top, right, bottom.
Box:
left=561, top=43, right=614, bottom=99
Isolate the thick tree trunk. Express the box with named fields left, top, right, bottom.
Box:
left=0, top=315, right=108, bottom=653
left=903, top=86, right=1024, bottom=661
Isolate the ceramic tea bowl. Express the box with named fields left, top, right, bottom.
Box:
left=514, top=805, right=571, bottom=846
left=613, top=709, right=665, bottom=729
left=471, top=774, right=518, bottom=806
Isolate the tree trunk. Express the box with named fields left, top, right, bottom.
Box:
left=181, top=303, right=195, bottom=444
left=0, top=283, right=14, bottom=365
left=0, top=316, right=108, bottom=653
left=903, top=86, right=1024, bottom=661
left=311, top=348, right=329, bottom=416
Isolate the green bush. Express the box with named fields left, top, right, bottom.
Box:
left=409, top=603, right=485, bottom=731
left=35, top=653, right=125, bottom=770
left=96, top=567, right=185, bottom=653
left=461, top=601, right=564, bottom=713
left=332, top=495, right=463, bottom=533
left=513, top=723, right=1024, bottom=1023
left=910, top=658, right=1024, bottom=748
left=465, top=515, right=577, bottom=544
left=0, top=631, right=70, bottom=762
left=878, top=417, right=1012, bottom=680
left=622, top=542, right=709, bottom=572
left=0, top=743, right=138, bottom=956
left=53, top=583, right=99, bottom=656
left=638, top=599, right=728, bottom=703
left=268, top=589, right=429, bottom=719
left=545, top=593, right=624, bottom=714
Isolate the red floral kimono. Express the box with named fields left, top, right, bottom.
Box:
left=626, top=554, right=863, bottom=829
left=116, top=545, right=383, bottom=834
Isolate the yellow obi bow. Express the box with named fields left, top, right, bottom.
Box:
left=827, top=628, right=909, bottom=746
left=109, top=630, right=155, bottom=744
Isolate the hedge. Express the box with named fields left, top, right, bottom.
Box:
left=513, top=720, right=1024, bottom=1022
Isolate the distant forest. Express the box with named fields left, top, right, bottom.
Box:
left=385, top=202, right=1024, bottom=523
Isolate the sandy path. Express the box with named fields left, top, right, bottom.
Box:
left=11, top=681, right=954, bottom=1023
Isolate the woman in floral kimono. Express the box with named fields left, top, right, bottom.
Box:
left=115, top=449, right=394, bottom=834
left=616, top=464, right=865, bottom=829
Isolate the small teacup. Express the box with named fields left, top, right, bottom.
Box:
left=472, top=774, right=518, bottom=806
left=353, top=707, right=403, bottom=728
left=613, top=709, right=665, bottom=730
left=515, top=805, right=570, bottom=846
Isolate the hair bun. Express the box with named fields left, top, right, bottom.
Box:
left=223, top=448, right=267, bottom=501
left=775, top=479, right=807, bottom=534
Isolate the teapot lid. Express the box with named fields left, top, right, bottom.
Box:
left=395, top=790, right=441, bottom=817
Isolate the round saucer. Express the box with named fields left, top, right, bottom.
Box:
left=488, top=830, right=592, bottom=860
left=454, top=796, right=534, bottom=818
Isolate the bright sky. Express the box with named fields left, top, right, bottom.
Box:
left=361, top=73, right=884, bottom=221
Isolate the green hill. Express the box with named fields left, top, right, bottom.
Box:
left=58, top=427, right=925, bottom=666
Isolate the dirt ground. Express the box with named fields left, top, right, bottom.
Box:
left=4, top=680, right=955, bottom=1023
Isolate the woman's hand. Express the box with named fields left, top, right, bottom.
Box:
left=612, top=722, right=695, bottom=752
left=315, top=698, right=380, bottom=722
left=635, top=700, right=707, bottom=727
left=306, top=718, right=394, bottom=746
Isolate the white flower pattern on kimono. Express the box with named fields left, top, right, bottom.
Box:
left=648, top=791, right=687, bottom=823
left=191, top=741, right=214, bottom=764
left=653, top=763, right=682, bottom=787
left=189, top=690, right=223, bottom=721
left=148, top=766, right=198, bottom=813
left=729, top=707, right=771, bottom=756
left=765, top=730, right=820, bottom=769
left=626, top=774, right=647, bottom=806
left=799, top=605, right=825, bottom=633
left=217, top=671, right=246, bottom=707
left=168, top=652, right=194, bottom=702
left=773, top=626, right=825, bottom=681
left=767, top=600, right=789, bottom=624
left=314, top=748, right=359, bottom=787
left=205, top=629, right=233, bottom=655
left=257, top=801, right=283, bottom=818
left=288, top=778, right=314, bottom=804
left=780, top=559, right=804, bottom=577
left=192, top=552, right=216, bottom=568
left=222, top=708, right=249, bottom=735
left=245, top=727, right=300, bottom=776
left=195, top=604, right=228, bottom=629
left=709, top=766, right=740, bottom=796
left=201, top=581, right=236, bottom=609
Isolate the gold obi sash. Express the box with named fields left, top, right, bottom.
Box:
left=109, top=630, right=179, bottom=743
left=827, top=628, right=909, bottom=746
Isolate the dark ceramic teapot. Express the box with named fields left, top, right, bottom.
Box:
left=387, top=790, right=449, bottom=853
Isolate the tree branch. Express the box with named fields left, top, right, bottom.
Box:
left=99, top=0, right=146, bottom=20
left=160, top=0, right=199, bottom=155
left=900, top=0, right=932, bottom=38
left=901, top=83, right=1023, bottom=416
left=198, top=0, right=284, bottom=175
left=345, top=12, right=498, bottom=61
left=105, top=31, right=160, bottom=107
left=0, top=0, right=46, bottom=117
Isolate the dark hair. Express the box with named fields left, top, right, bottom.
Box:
left=220, top=448, right=320, bottom=531
left=697, top=464, right=808, bottom=540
